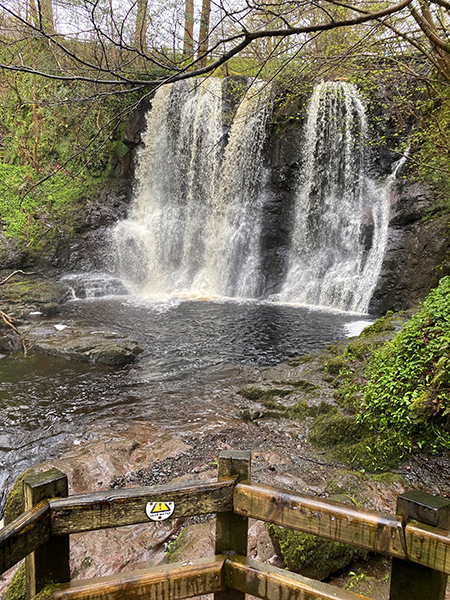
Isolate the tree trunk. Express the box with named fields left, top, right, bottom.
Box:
left=32, top=0, right=55, bottom=34
left=183, top=0, right=195, bottom=58
left=197, top=0, right=211, bottom=68
left=135, top=0, right=148, bottom=53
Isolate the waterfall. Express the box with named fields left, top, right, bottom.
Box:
left=278, top=81, right=392, bottom=313
left=112, top=78, right=272, bottom=299
left=112, top=78, right=397, bottom=313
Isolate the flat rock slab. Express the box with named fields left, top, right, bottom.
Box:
left=27, top=324, right=143, bottom=366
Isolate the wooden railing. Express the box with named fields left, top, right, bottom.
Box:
left=1, top=451, right=450, bottom=600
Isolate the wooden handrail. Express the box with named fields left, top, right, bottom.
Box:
left=0, top=500, right=50, bottom=574
left=233, top=481, right=406, bottom=559
left=405, top=520, right=450, bottom=574
left=224, top=554, right=371, bottom=600
left=2, top=453, right=450, bottom=600
left=51, top=554, right=373, bottom=600
left=54, top=555, right=227, bottom=599
left=49, top=477, right=235, bottom=535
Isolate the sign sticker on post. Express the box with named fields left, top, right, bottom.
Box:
left=146, top=501, right=175, bottom=521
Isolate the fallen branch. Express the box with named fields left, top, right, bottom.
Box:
left=0, top=310, right=27, bottom=356
left=0, top=270, right=35, bottom=286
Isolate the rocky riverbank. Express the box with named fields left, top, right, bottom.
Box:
left=2, top=297, right=450, bottom=599
left=0, top=273, right=142, bottom=365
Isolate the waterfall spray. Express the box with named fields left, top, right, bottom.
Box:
left=279, top=81, right=393, bottom=313
left=112, top=78, right=398, bottom=313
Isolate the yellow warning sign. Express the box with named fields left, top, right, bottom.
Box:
left=146, top=500, right=175, bottom=521
left=152, top=502, right=170, bottom=513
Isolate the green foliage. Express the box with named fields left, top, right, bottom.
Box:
left=0, top=164, right=96, bottom=248
left=0, top=52, right=142, bottom=254
left=358, top=276, right=450, bottom=457
left=409, top=84, right=450, bottom=207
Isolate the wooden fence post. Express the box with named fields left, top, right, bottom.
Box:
left=24, top=468, right=70, bottom=599
left=215, top=450, right=251, bottom=600
left=389, top=490, right=450, bottom=600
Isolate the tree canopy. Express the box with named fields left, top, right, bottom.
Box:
left=0, top=0, right=449, bottom=96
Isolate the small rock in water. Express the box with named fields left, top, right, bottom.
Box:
left=54, top=324, right=68, bottom=331
left=29, top=311, right=43, bottom=316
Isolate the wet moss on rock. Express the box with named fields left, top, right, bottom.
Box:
left=266, top=524, right=368, bottom=580
left=3, top=467, right=38, bottom=525
left=3, top=563, right=26, bottom=600
left=239, top=386, right=291, bottom=401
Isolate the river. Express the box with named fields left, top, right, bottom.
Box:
left=0, top=290, right=370, bottom=509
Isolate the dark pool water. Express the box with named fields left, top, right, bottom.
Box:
left=0, top=292, right=369, bottom=509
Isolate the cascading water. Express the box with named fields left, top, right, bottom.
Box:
left=112, top=78, right=399, bottom=313
left=278, top=81, right=393, bottom=313
left=112, top=78, right=272, bottom=299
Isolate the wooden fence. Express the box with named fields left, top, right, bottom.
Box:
left=1, top=450, right=450, bottom=600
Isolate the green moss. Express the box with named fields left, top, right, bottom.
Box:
left=287, top=400, right=336, bottom=419
left=345, top=340, right=372, bottom=360
left=308, top=411, right=365, bottom=447
left=287, top=355, right=313, bottom=366
left=3, top=562, right=26, bottom=600
left=324, top=356, right=347, bottom=375
left=285, top=380, right=319, bottom=392
left=266, top=525, right=367, bottom=579
left=261, top=400, right=285, bottom=410
left=166, top=529, right=188, bottom=563
left=359, top=313, right=395, bottom=338
left=239, top=386, right=291, bottom=401
left=305, top=411, right=400, bottom=471
left=3, top=468, right=37, bottom=525
left=371, top=472, right=405, bottom=486
left=333, top=383, right=363, bottom=413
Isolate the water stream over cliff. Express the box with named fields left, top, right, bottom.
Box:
left=111, top=78, right=398, bottom=313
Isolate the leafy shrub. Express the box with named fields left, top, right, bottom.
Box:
left=358, top=276, right=450, bottom=455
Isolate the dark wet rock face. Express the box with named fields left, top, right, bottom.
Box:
left=2, top=86, right=448, bottom=314
left=50, top=179, right=134, bottom=273
left=369, top=182, right=450, bottom=315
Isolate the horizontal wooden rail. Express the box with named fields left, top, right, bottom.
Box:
left=54, top=555, right=226, bottom=599
left=225, top=554, right=371, bottom=600
left=51, top=553, right=373, bottom=600
left=0, top=500, right=50, bottom=575
left=50, top=477, right=235, bottom=535
left=405, top=520, right=450, bottom=575
left=234, top=481, right=407, bottom=559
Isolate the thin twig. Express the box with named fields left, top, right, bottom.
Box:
left=0, top=310, right=27, bottom=355
left=0, top=270, right=35, bottom=286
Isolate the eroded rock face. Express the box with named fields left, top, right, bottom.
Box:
left=369, top=182, right=450, bottom=315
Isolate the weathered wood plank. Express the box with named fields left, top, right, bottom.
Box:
left=225, top=554, right=371, bottom=600
left=54, top=555, right=227, bottom=600
left=390, top=490, right=450, bottom=600
left=24, top=468, right=70, bottom=599
left=405, top=521, right=450, bottom=575
left=0, top=501, right=50, bottom=576
left=50, top=478, right=235, bottom=535
left=215, top=451, right=251, bottom=600
left=234, top=482, right=406, bottom=558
